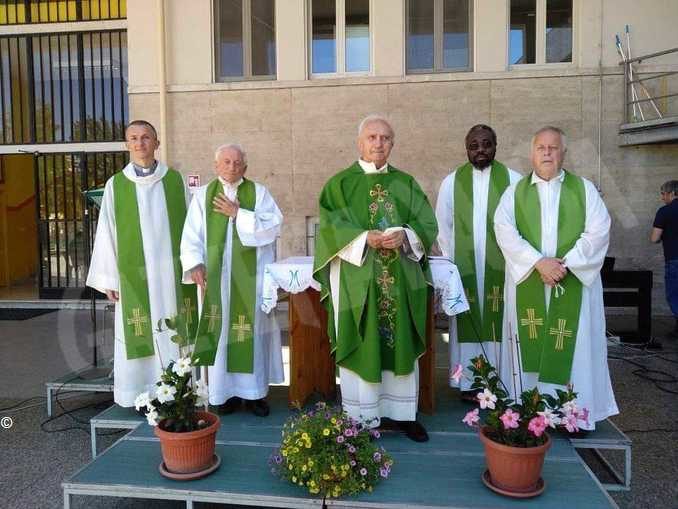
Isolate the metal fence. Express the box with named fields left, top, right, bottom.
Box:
left=622, top=47, right=678, bottom=124
left=0, top=0, right=126, bottom=25
left=0, top=29, right=128, bottom=144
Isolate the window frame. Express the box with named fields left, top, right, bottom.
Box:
left=307, top=0, right=373, bottom=79
left=508, top=0, right=577, bottom=69
left=405, top=0, right=474, bottom=75
left=214, top=0, right=277, bottom=83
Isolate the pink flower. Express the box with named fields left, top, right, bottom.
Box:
left=462, top=408, right=480, bottom=427
left=499, top=409, right=520, bottom=430
left=579, top=407, right=590, bottom=426
left=528, top=415, right=547, bottom=437
left=563, top=413, right=579, bottom=433
left=450, top=364, right=463, bottom=384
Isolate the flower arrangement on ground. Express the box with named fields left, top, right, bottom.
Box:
left=457, top=355, right=589, bottom=445
left=134, top=316, right=210, bottom=432
left=269, top=402, right=393, bottom=498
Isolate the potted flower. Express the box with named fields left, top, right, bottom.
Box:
left=269, top=402, right=394, bottom=499
left=457, top=355, right=589, bottom=498
left=135, top=316, right=220, bottom=480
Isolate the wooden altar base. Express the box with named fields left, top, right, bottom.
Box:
left=66, top=386, right=618, bottom=509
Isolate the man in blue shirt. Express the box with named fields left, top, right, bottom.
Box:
left=651, top=180, right=678, bottom=337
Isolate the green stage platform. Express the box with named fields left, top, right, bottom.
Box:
left=67, top=388, right=619, bottom=509
left=46, top=367, right=113, bottom=417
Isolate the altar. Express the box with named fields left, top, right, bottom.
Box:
left=262, top=256, right=469, bottom=413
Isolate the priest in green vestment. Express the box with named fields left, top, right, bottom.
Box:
left=313, top=115, right=438, bottom=442
left=494, top=126, right=618, bottom=430
left=181, top=143, right=283, bottom=417
left=86, top=120, right=197, bottom=407
left=436, top=125, right=521, bottom=400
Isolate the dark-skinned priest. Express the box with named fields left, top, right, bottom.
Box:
left=313, top=115, right=438, bottom=442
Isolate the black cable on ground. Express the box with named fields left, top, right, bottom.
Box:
left=607, top=353, right=678, bottom=395
left=0, top=396, right=45, bottom=412
left=39, top=371, right=124, bottom=437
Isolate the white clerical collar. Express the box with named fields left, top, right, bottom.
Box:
left=531, top=169, right=565, bottom=185
left=132, top=160, right=158, bottom=176
left=218, top=176, right=243, bottom=192
left=472, top=164, right=491, bottom=173
left=358, top=159, right=388, bottom=174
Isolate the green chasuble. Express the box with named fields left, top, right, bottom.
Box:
left=453, top=161, right=510, bottom=343
left=514, top=171, right=585, bottom=385
left=192, top=178, right=257, bottom=373
left=313, top=162, right=438, bottom=383
left=113, top=169, right=198, bottom=360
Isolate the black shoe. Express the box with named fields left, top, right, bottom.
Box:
left=245, top=398, right=270, bottom=417
left=216, top=396, right=242, bottom=415
left=398, top=420, right=429, bottom=442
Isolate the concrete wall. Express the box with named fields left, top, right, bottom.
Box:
left=126, top=0, right=678, bottom=314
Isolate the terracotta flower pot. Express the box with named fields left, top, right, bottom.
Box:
left=154, top=411, right=220, bottom=474
left=479, top=426, right=550, bottom=494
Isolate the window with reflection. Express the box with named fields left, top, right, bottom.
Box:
left=311, top=0, right=370, bottom=75
left=216, top=0, right=276, bottom=81
left=546, top=0, right=572, bottom=63
left=510, top=0, right=572, bottom=66
left=312, top=0, right=336, bottom=73
left=510, top=0, right=536, bottom=64
left=407, top=0, right=471, bottom=73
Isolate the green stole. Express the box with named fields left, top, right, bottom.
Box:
left=313, top=163, right=438, bottom=382
left=514, top=171, right=585, bottom=385
left=193, top=178, right=257, bottom=373
left=453, top=161, right=510, bottom=342
left=113, top=168, right=198, bottom=360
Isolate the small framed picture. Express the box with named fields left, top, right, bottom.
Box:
left=187, top=174, right=201, bottom=188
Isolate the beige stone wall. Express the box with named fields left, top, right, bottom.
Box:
left=131, top=75, right=678, bottom=311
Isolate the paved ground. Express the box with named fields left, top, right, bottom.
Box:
left=0, top=309, right=676, bottom=509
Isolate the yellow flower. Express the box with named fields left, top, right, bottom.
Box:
left=308, top=459, right=314, bottom=467
left=281, top=450, right=288, bottom=457
left=301, top=432, right=309, bottom=440
left=331, top=417, right=337, bottom=424
left=322, top=474, right=330, bottom=480
left=305, top=441, right=312, bottom=448
left=323, top=428, right=330, bottom=436
left=288, top=464, right=293, bottom=470
left=310, top=487, right=320, bottom=494
left=302, top=465, right=307, bottom=472
left=292, top=476, right=297, bottom=483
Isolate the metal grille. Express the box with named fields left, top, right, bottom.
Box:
left=36, top=150, right=126, bottom=297
left=0, top=29, right=128, bottom=144
left=0, top=0, right=126, bottom=25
